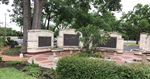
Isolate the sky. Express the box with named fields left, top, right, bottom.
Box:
left=114, top=0, right=150, bottom=19
left=0, top=0, right=150, bottom=31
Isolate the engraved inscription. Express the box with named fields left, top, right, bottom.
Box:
left=38, top=37, right=51, bottom=47
left=64, top=34, right=79, bottom=46
left=98, top=37, right=117, bottom=48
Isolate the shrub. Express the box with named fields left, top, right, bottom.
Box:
left=5, top=61, right=27, bottom=66
left=22, top=63, right=56, bottom=79
left=22, top=66, right=41, bottom=77
left=13, top=40, right=19, bottom=45
left=4, top=37, right=18, bottom=46
left=72, top=52, right=102, bottom=58
left=56, top=56, right=150, bottom=79
left=2, top=46, right=21, bottom=56
left=77, top=25, right=110, bottom=53
left=42, top=68, right=56, bottom=79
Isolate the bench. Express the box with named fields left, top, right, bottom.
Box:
left=51, top=49, right=63, bottom=56
left=99, top=48, right=117, bottom=58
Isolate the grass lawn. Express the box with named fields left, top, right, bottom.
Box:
left=0, top=68, right=37, bottom=79
left=124, top=42, right=139, bottom=46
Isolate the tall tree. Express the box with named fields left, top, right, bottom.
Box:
left=14, top=0, right=121, bottom=53
left=32, top=0, right=47, bottom=29
left=22, top=0, right=31, bottom=53
left=11, top=0, right=122, bottom=30
left=120, top=3, right=150, bottom=44
left=10, top=0, right=23, bottom=27
left=22, top=0, right=47, bottom=53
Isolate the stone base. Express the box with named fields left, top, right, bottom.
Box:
left=27, top=50, right=52, bottom=55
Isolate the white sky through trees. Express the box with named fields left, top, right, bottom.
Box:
left=0, top=0, right=150, bottom=31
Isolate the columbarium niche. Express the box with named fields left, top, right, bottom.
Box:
left=98, top=32, right=124, bottom=53
left=64, top=34, right=79, bottom=46
left=27, top=29, right=54, bottom=54
left=57, top=29, right=83, bottom=50
left=99, top=37, right=117, bottom=48
left=139, top=33, right=150, bottom=51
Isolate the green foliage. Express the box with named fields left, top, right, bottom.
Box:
left=77, top=25, right=110, bottom=53
left=0, top=61, right=56, bottom=79
left=22, top=63, right=56, bottom=79
left=2, top=46, right=21, bottom=56
left=120, top=3, right=150, bottom=41
left=10, top=0, right=121, bottom=30
left=124, top=42, right=139, bottom=46
left=10, top=0, right=23, bottom=27
left=0, top=56, right=2, bottom=62
left=0, top=0, right=9, bottom=4
left=0, top=27, right=5, bottom=36
left=5, top=61, right=27, bottom=66
left=73, top=52, right=102, bottom=58
left=42, top=68, right=56, bottom=79
left=56, top=56, right=150, bottom=79
left=0, top=68, right=37, bottom=79
left=5, top=37, right=18, bottom=46
left=22, top=66, right=41, bottom=78
left=28, top=63, right=39, bottom=67
left=22, top=62, right=41, bottom=78
left=0, top=38, right=4, bottom=50
left=0, top=27, right=22, bottom=36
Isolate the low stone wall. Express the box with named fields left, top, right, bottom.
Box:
left=98, top=32, right=124, bottom=53
left=110, top=32, right=124, bottom=52
left=26, top=29, right=124, bottom=53
left=27, top=29, right=54, bottom=54
left=139, top=33, right=150, bottom=51
left=57, top=29, right=83, bottom=50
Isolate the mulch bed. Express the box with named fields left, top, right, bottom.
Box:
left=0, top=61, right=27, bottom=70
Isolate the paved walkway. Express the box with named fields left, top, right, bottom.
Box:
left=28, top=51, right=144, bottom=69
left=28, top=52, right=71, bottom=69
left=0, top=46, right=144, bottom=69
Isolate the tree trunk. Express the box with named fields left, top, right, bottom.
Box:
left=22, top=0, right=31, bottom=53
left=135, top=32, right=140, bottom=44
left=32, top=0, right=47, bottom=29
left=47, top=15, right=50, bottom=30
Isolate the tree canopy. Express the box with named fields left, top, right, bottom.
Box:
left=10, top=0, right=122, bottom=30
left=2, top=0, right=122, bottom=53
left=120, top=3, right=150, bottom=43
left=0, top=0, right=9, bottom=4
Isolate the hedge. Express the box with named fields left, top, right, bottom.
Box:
left=72, top=52, right=102, bottom=58
left=56, top=56, right=150, bottom=79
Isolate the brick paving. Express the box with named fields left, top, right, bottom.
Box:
left=27, top=51, right=145, bottom=69
left=2, top=55, right=28, bottom=61
left=0, top=46, right=145, bottom=68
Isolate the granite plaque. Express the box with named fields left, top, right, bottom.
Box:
left=64, top=34, right=79, bottom=46
left=38, top=37, right=51, bottom=47
left=98, top=37, right=117, bottom=48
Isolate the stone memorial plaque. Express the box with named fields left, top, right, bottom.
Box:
left=38, top=37, right=51, bottom=47
left=64, top=34, right=79, bottom=46
left=99, top=37, right=117, bottom=48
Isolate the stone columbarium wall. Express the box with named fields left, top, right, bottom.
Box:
left=27, top=29, right=54, bottom=54
left=139, top=33, right=150, bottom=51
left=99, top=32, right=124, bottom=53
left=109, top=32, right=124, bottom=52
left=57, top=29, right=83, bottom=50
